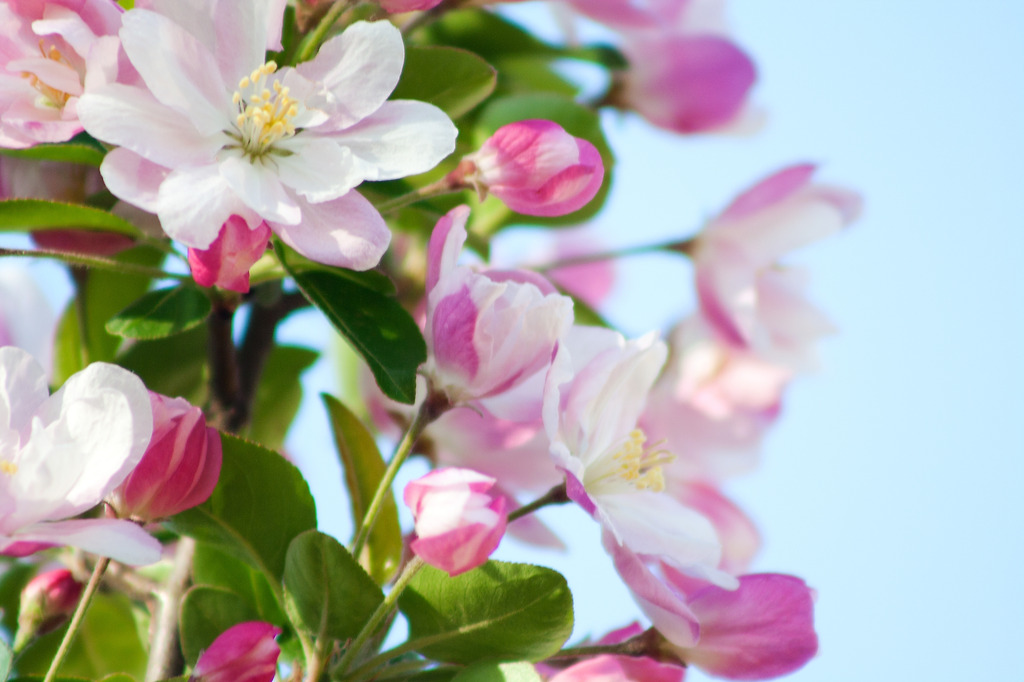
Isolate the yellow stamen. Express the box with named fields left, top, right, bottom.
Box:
left=1, top=461, right=17, bottom=476
left=227, top=60, right=298, bottom=161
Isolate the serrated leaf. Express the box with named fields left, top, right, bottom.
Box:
left=322, top=394, right=401, bottom=584
left=394, top=46, right=496, bottom=119
left=106, top=285, right=211, bottom=339
left=192, top=543, right=288, bottom=627
left=247, top=346, right=318, bottom=451
left=168, top=435, right=317, bottom=582
left=283, top=530, right=384, bottom=640
left=179, top=586, right=260, bottom=666
left=399, top=562, right=574, bottom=664
left=288, top=268, right=425, bottom=404
left=452, top=662, right=541, bottom=682
left=0, top=142, right=105, bottom=166
left=0, top=199, right=141, bottom=236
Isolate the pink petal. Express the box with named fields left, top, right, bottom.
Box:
left=719, top=164, right=817, bottom=222
left=10, top=518, right=162, bottom=565
left=426, top=205, right=470, bottom=294
left=549, top=655, right=685, bottom=682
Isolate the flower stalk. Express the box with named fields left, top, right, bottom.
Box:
left=42, top=557, right=110, bottom=682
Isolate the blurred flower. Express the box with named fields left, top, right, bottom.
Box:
left=379, top=0, right=443, bottom=12
left=78, top=7, right=456, bottom=268
left=404, top=467, right=507, bottom=576
left=187, top=216, right=271, bottom=293
left=0, top=0, right=123, bottom=147
left=423, top=205, right=573, bottom=413
left=0, top=267, right=54, bottom=369
left=693, top=164, right=862, bottom=370
left=190, top=621, right=281, bottom=682
left=108, top=391, right=221, bottom=522
left=462, top=119, right=604, bottom=216
left=14, top=568, right=82, bottom=651
left=548, top=654, right=683, bottom=682
left=0, top=346, right=160, bottom=565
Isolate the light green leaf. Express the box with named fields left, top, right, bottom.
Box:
left=452, top=662, right=542, bottom=682
left=399, top=562, right=574, bottom=664
left=0, top=639, right=11, bottom=682
left=106, top=285, right=211, bottom=339
left=247, top=346, right=318, bottom=451
left=0, top=142, right=105, bottom=166
left=322, top=394, right=401, bottom=584
left=0, top=199, right=141, bottom=237
left=283, top=530, right=384, bottom=640
left=393, top=46, right=497, bottom=119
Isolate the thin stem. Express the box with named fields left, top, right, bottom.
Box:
left=349, top=656, right=432, bottom=682
left=507, top=482, right=570, bottom=523
left=351, top=394, right=446, bottom=558
left=544, top=627, right=665, bottom=662
left=145, top=538, right=195, bottom=682
left=0, top=247, right=188, bottom=280
left=43, top=557, right=109, bottom=682
left=295, top=0, right=352, bottom=63
left=532, top=237, right=696, bottom=273
left=335, top=556, right=425, bottom=678
left=373, top=179, right=465, bottom=215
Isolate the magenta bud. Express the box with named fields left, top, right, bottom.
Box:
left=15, top=569, right=83, bottom=651
left=378, top=0, right=443, bottom=11
left=109, top=392, right=222, bottom=521
left=188, top=216, right=271, bottom=293
left=191, top=621, right=281, bottom=682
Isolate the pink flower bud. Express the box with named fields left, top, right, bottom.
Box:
left=379, top=0, right=443, bottom=12
left=191, top=621, right=281, bottom=682
left=109, top=392, right=222, bottom=521
left=188, top=216, right=272, bottom=293
left=466, top=120, right=604, bottom=217
left=15, top=569, right=82, bottom=651
left=404, top=468, right=507, bottom=576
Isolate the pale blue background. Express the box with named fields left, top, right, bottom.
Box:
left=3, top=2, right=1022, bottom=681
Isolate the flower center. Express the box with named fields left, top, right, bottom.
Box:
left=0, top=460, right=17, bottom=476
left=590, top=429, right=673, bottom=493
left=22, top=40, right=73, bottom=109
left=229, top=61, right=299, bottom=161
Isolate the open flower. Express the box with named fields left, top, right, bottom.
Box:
left=0, top=346, right=160, bottom=565
left=77, top=5, right=457, bottom=269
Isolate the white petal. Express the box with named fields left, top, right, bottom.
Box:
left=13, top=518, right=162, bottom=565
left=270, top=191, right=389, bottom=270
left=156, top=164, right=255, bottom=249
left=298, top=21, right=404, bottom=129
left=100, top=147, right=170, bottom=214
left=213, top=0, right=274, bottom=84
left=274, top=137, right=360, bottom=202
left=330, top=100, right=457, bottom=180
left=220, top=155, right=301, bottom=225
left=0, top=346, right=48, bottom=434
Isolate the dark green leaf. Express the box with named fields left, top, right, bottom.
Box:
left=0, top=560, right=35, bottom=636
left=0, top=142, right=105, bottom=166
left=169, top=435, right=317, bottom=582
left=0, top=199, right=141, bottom=236
left=452, top=662, right=541, bottom=682
left=106, top=285, right=211, bottom=339
left=116, top=325, right=208, bottom=405
left=322, top=394, right=401, bottom=584
left=192, top=543, right=288, bottom=627
left=247, top=346, right=318, bottom=451
left=394, top=46, right=497, bottom=119
left=283, top=530, right=384, bottom=640
left=288, top=268, right=425, bottom=404
left=179, top=586, right=260, bottom=666
left=399, top=562, right=574, bottom=664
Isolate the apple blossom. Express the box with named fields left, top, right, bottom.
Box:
left=77, top=6, right=457, bottom=268
left=461, top=119, right=604, bottom=216
left=0, top=0, right=123, bottom=148
left=108, top=391, right=221, bottom=521
left=693, top=164, right=862, bottom=369
left=187, top=216, right=271, bottom=293
left=190, top=621, right=281, bottom=682
left=423, top=205, right=574, bottom=412
left=14, top=568, right=82, bottom=650
left=0, top=346, right=160, bottom=565
left=404, top=467, right=507, bottom=576
left=543, top=326, right=736, bottom=591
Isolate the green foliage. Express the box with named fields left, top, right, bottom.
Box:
left=283, top=530, right=384, bottom=640
left=105, top=285, right=211, bottom=339
left=192, top=543, right=288, bottom=627
left=452, top=662, right=542, bottom=682
left=0, top=560, right=34, bottom=636
left=179, top=586, right=261, bottom=666
left=0, top=639, right=11, bottom=682
left=168, top=435, right=317, bottom=583
left=288, top=267, right=426, bottom=404
left=412, top=10, right=558, bottom=63
left=0, top=199, right=141, bottom=237
left=247, top=345, right=319, bottom=451
left=0, top=141, right=105, bottom=166
left=394, top=47, right=497, bottom=119
left=399, top=562, right=574, bottom=665
left=323, top=394, right=402, bottom=584
left=116, top=326, right=208, bottom=405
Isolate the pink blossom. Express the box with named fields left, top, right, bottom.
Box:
left=108, top=391, right=221, bottom=521
left=0, top=268, right=53, bottom=366
left=404, top=467, right=507, bottom=576
left=693, top=164, right=862, bottom=370
left=0, top=346, right=160, bottom=565
left=77, top=7, right=456, bottom=268
left=188, top=215, right=271, bottom=293
left=548, top=654, right=684, bottom=682
left=191, top=621, right=281, bottom=682
left=0, top=0, right=123, bottom=148
left=379, top=0, right=443, bottom=12
left=423, top=205, right=573, bottom=410
left=464, top=119, right=604, bottom=217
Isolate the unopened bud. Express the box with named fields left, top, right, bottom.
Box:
left=14, top=569, right=82, bottom=652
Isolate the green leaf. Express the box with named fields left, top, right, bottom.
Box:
left=192, top=542, right=288, bottom=627
left=169, top=435, right=317, bottom=583
left=283, top=530, right=384, bottom=640
left=288, top=268, right=426, bottom=405
left=413, top=10, right=558, bottom=62
left=105, top=285, right=211, bottom=339
left=322, top=394, right=401, bottom=584
left=399, top=562, right=574, bottom=664
left=0, top=142, right=105, bottom=166
left=0, top=639, right=11, bottom=682
left=247, top=345, right=318, bottom=451
left=179, top=586, right=260, bottom=666
left=0, top=560, right=35, bottom=636
left=452, top=662, right=542, bottom=682
left=116, top=325, right=208, bottom=405
left=394, top=46, right=497, bottom=119
left=0, top=199, right=141, bottom=237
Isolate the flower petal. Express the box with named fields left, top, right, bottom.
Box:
left=10, top=517, right=161, bottom=565
left=269, top=190, right=389, bottom=270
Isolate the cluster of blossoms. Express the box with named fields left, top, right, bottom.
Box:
left=0, top=0, right=858, bottom=681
